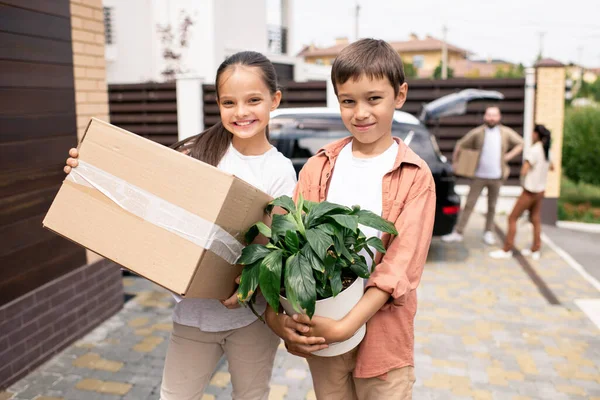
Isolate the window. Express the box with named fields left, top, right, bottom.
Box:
left=103, top=7, right=114, bottom=45
left=268, top=115, right=440, bottom=175
left=412, top=55, right=424, bottom=69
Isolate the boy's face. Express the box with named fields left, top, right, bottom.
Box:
left=336, top=75, right=408, bottom=146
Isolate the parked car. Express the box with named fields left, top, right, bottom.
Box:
left=268, top=90, right=504, bottom=236
left=268, top=107, right=460, bottom=236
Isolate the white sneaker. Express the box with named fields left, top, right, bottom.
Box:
left=489, top=249, right=513, bottom=259
left=483, top=231, right=496, bottom=245
left=442, top=231, right=463, bottom=243
left=521, top=249, right=541, bottom=260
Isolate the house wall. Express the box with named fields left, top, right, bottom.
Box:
left=0, top=0, right=123, bottom=389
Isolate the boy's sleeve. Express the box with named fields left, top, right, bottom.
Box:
left=293, top=164, right=310, bottom=202
left=365, top=169, right=436, bottom=307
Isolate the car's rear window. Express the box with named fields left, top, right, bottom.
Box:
left=269, top=116, right=441, bottom=164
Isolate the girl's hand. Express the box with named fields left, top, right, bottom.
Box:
left=64, top=148, right=79, bottom=174
left=265, top=307, right=327, bottom=358
left=221, top=275, right=241, bottom=309
left=295, top=314, right=351, bottom=344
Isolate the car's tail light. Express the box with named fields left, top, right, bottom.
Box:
left=442, top=205, right=461, bottom=215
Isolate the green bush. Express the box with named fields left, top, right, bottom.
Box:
left=562, top=106, right=600, bottom=185
left=558, top=176, right=600, bottom=223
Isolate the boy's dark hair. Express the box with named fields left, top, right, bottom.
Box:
left=171, top=51, right=279, bottom=166
left=331, top=38, right=405, bottom=96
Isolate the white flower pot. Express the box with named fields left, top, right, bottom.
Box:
left=279, top=277, right=366, bottom=357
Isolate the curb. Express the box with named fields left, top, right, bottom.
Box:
left=556, top=220, right=600, bottom=234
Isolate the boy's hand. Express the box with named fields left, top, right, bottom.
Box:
left=64, top=148, right=79, bottom=174
left=295, top=314, right=352, bottom=344
left=221, top=275, right=241, bottom=309
left=265, top=307, right=328, bottom=358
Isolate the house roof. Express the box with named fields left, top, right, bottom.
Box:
left=297, top=36, right=471, bottom=58
left=449, top=59, right=516, bottom=77
left=535, top=58, right=564, bottom=67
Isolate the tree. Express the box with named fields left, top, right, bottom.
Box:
left=494, top=63, right=525, bottom=78
left=157, top=11, right=195, bottom=81
left=576, top=78, right=600, bottom=102
left=433, top=61, right=454, bottom=79
left=404, top=62, right=418, bottom=79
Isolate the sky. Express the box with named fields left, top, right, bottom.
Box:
left=285, top=0, right=600, bottom=67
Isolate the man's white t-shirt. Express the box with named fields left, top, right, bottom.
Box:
left=173, top=143, right=297, bottom=332
left=523, top=141, right=550, bottom=193
left=326, top=141, right=398, bottom=270
left=475, top=126, right=503, bottom=179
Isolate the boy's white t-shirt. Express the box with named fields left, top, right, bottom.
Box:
left=173, top=143, right=297, bottom=332
left=326, top=141, right=398, bottom=270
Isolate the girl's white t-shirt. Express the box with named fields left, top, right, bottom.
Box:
left=523, top=141, right=550, bottom=193
left=172, top=143, right=297, bottom=332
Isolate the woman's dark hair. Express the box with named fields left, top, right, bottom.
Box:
left=171, top=51, right=279, bottom=166
left=534, top=124, right=551, bottom=161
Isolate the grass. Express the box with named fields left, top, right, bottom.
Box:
left=558, top=176, right=600, bottom=223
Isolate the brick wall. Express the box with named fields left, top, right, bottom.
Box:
left=70, top=0, right=110, bottom=142
left=534, top=61, right=566, bottom=224
left=0, top=261, right=123, bottom=389
left=71, top=0, right=110, bottom=264
left=535, top=65, right=566, bottom=199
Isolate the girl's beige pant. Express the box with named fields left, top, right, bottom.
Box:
left=160, top=319, right=280, bottom=400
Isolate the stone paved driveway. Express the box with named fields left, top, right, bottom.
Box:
left=2, top=214, right=599, bottom=400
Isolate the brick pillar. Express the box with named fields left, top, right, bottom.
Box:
left=71, top=0, right=111, bottom=263
left=534, top=59, right=566, bottom=225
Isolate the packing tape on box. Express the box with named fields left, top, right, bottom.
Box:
left=67, top=160, right=244, bottom=265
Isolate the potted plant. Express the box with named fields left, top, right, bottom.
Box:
left=236, top=195, right=397, bottom=356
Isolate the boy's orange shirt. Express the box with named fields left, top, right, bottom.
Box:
left=294, top=136, right=436, bottom=378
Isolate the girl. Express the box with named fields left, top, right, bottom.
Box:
left=65, top=51, right=298, bottom=400
left=490, top=124, right=553, bottom=260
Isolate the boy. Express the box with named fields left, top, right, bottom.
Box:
left=265, top=39, right=436, bottom=399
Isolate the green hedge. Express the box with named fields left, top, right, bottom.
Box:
left=562, top=106, right=600, bottom=186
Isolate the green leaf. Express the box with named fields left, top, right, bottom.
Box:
left=323, top=254, right=336, bottom=277
left=244, top=222, right=272, bottom=244
left=266, top=195, right=296, bottom=215
left=316, top=223, right=337, bottom=236
left=285, top=230, right=300, bottom=253
left=237, top=244, right=271, bottom=265
left=366, top=237, right=387, bottom=254
left=301, top=246, right=325, bottom=272
left=237, top=260, right=261, bottom=302
left=284, top=253, right=317, bottom=318
left=329, top=266, right=343, bottom=297
left=271, top=213, right=298, bottom=243
left=349, top=254, right=370, bottom=278
left=258, top=249, right=284, bottom=312
left=334, top=229, right=353, bottom=262
left=328, top=214, right=359, bottom=233
left=306, top=228, right=334, bottom=261
left=303, top=200, right=318, bottom=213
left=353, top=209, right=398, bottom=235
left=306, top=201, right=351, bottom=228
left=292, top=194, right=306, bottom=236
left=316, top=284, right=333, bottom=299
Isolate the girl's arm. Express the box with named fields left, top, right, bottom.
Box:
left=520, top=160, right=531, bottom=177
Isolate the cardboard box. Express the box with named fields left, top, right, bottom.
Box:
left=43, top=118, right=272, bottom=299
left=454, top=148, right=480, bottom=178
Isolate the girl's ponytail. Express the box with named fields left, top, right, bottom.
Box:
left=170, top=121, right=232, bottom=167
